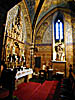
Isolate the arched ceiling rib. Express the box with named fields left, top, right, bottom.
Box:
left=36, top=0, right=69, bottom=25
left=24, top=0, right=40, bottom=24
left=1, top=0, right=75, bottom=45
left=34, top=0, right=75, bottom=44
left=24, top=0, right=75, bottom=26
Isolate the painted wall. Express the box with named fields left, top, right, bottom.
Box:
left=72, top=17, right=75, bottom=70
left=35, top=16, right=53, bottom=68
left=35, top=9, right=75, bottom=77
left=3, top=1, right=31, bottom=67
left=64, top=12, right=73, bottom=77
left=3, top=1, right=75, bottom=76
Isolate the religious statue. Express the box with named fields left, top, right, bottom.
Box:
left=55, top=43, right=64, bottom=61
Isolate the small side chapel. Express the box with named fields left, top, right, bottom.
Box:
left=0, top=1, right=75, bottom=100
left=1, top=0, right=75, bottom=77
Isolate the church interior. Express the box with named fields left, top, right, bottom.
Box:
left=0, top=0, right=75, bottom=100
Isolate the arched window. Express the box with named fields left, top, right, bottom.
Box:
left=54, top=19, right=64, bottom=42
left=53, top=14, right=65, bottom=61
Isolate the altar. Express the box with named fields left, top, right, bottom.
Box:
left=6, top=67, right=33, bottom=89
left=52, top=60, right=66, bottom=77
left=15, top=67, right=33, bottom=89
left=15, top=68, right=33, bottom=80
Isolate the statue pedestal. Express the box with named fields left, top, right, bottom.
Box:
left=52, top=60, right=66, bottom=77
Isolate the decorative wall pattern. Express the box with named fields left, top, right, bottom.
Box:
left=42, top=25, right=52, bottom=44
left=24, top=0, right=70, bottom=25
left=64, top=12, right=73, bottom=72
left=35, top=16, right=53, bottom=45
left=2, top=0, right=75, bottom=71
left=72, top=20, right=75, bottom=44
left=25, top=0, right=35, bottom=23
left=65, top=20, right=73, bottom=44
left=72, top=18, right=75, bottom=68
left=5, top=3, right=26, bottom=43
left=34, top=45, right=52, bottom=67
left=36, top=0, right=68, bottom=25
left=3, top=1, right=32, bottom=65
left=20, top=1, right=32, bottom=44
left=4, top=1, right=32, bottom=44
left=25, top=0, right=40, bottom=23
left=35, top=15, right=53, bottom=67
left=35, top=21, right=49, bottom=44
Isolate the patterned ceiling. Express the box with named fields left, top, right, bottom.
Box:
left=5, top=0, right=74, bottom=45
left=36, top=0, right=67, bottom=25
left=25, top=0, right=40, bottom=23
left=24, top=0, right=70, bottom=25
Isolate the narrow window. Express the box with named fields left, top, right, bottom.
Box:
left=54, top=19, right=64, bottom=42
left=53, top=17, right=65, bottom=61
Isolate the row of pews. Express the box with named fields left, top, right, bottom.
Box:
left=58, top=76, right=75, bottom=100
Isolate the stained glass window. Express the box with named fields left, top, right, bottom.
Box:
left=54, top=19, right=64, bottom=42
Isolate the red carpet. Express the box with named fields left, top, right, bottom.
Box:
left=47, top=80, right=59, bottom=100
left=13, top=82, right=41, bottom=100
left=13, top=81, right=59, bottom=100
left=31, top=80, right=58, bottom=100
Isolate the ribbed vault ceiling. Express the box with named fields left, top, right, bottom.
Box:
left=0, top=0, right=75, bottom=45
left=24, top=0, right=75, bottom=26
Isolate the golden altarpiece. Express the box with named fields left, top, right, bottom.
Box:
left=3, top=5, right=26, bottom=68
